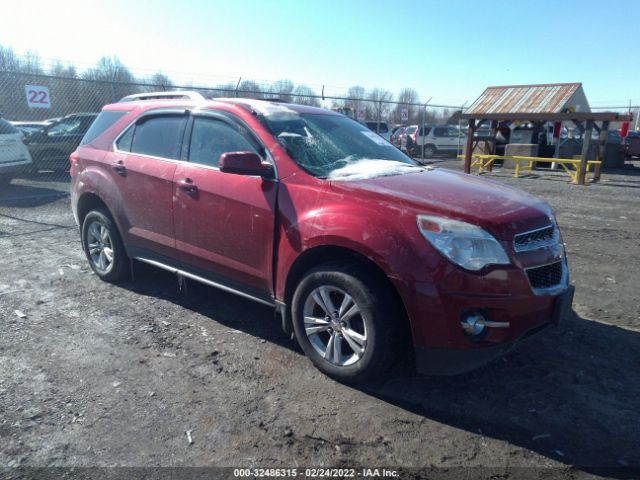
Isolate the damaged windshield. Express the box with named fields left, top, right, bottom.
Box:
left=255, top=106, right=420, bottom=179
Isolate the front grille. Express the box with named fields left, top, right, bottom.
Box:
left=513, top=225, right=558, bottom=252
left=526, top=261, right=563, bottom=290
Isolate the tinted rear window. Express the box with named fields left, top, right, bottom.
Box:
left=0, top=119, right=18, bottom=134
left=81, top=111, right=127, bottom=145
left=130, top=115, right=187, bottom=159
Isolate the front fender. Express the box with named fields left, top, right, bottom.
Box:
left=275, top=202, right=447, bottom=302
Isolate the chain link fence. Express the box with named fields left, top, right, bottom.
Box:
left=0, top=70, right=465, bottom=186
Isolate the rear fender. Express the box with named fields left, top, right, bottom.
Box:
left=74, top=158, right=129, bottom=240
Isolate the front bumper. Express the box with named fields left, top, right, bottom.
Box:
left=413, top=284, right=574, bottom=375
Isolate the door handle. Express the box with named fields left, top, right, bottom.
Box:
left=177, top=178, right=198, bottom=195
left=112, top=161, right=126, bottom=175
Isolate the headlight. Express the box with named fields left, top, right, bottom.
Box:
left=416, top=215, right=510, bottom=271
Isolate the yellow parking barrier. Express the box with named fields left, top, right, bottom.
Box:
left=458, top=154, right=601, bottom=183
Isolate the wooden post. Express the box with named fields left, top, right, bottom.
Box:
left=487, top=120, right=498, bottom=171
left=464, top=119, right=475, bottom=174
left=593, top=120, right=609, bottom=182
left=420, top=104, right=427, bottom=163
left=577, top=119, right=594, bottom=185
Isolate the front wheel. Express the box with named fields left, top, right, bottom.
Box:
left=81, top=209, right=128, bottom=282
left=291, top=262, right=399, bottom=383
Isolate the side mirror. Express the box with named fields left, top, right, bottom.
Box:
left=219, top=151, right=274, bottom=178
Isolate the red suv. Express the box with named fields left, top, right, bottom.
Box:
left=71, top=92, right=574, bottom=383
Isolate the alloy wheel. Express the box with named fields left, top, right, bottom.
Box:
left=86, top=220, right=114, bottom=274
left=302, top=285, right=368, bottom=366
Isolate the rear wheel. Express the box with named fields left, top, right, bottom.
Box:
left=292, top=262, right=400, bottom=383
left=423, top=144, right=437, bottom=158
left=81, top=209, right=128, bottom=282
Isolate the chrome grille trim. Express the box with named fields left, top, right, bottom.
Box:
left=513, top=224, right=559, bottom=252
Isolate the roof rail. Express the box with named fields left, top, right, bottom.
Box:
left=118, top=91, right=206, bottom=102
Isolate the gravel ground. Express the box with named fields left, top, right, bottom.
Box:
left=0, top=162, right=639, bottom=480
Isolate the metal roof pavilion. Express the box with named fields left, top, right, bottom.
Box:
left=460, top=82, right=633, bottom=184
left=465, top=82, right=587, bottom=116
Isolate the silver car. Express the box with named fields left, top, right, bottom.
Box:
left=0, top=118, right=33, bottom=186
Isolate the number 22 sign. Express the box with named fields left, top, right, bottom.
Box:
left=25, top=85, right=51, bottom=109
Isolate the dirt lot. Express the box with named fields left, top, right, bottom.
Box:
left=1, top=162, right=639, bottom=480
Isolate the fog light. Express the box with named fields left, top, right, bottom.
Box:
left=461, top=313, right=486, bottom=336
left=461, top=312, right=511, bottom=335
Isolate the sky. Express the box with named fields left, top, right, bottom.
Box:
left=2, top=0, right=639, bottom=107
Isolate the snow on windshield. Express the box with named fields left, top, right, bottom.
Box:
left=235, top=99, right=299, bottom=120
left=328, top=159, right=424, bottom=181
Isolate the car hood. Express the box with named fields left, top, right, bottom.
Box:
left=328, top=168, right=554, bottom=239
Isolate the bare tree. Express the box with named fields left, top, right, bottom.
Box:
left=368, top=88, right=393, bottom=123
left=0, top=45, right=21, bottom=71
left=392, top=87, right=420, bottom=124
left=292, top=85, right=320, bottom=106
left=84, top=56, right=135, bottom=83
left=270, top=79, right=295, bottom=102
left=207, top=81, right=237, bottom=98
left=80, top=56, right=138, bottom=104
left=237, top=80, right=263, bottom=99
left=149, top=72, right=174, bottom=91
left=50, top=61, right=77, bottom=78
left=20, top=50, right=44, bottom=75
left=344, top=85, right=366, bottom=113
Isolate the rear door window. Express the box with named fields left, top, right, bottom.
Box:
left=447, top=127, right=460, bottom=137
left=130, top=114, right=187, bottom=160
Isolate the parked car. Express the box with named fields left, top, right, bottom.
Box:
left=389, top=125, right=406, bottom=148
left=364, top=121, right=391, bottom=141
left=622, top=130, right=640, bottom=158
left=0, top=117, right=33, bottom=186
left=25, top=113, right=98, bottom=173
left=10, top=121, right=49, bottom=137
left=71, top=95, right=573, bottom=383
left=402, top=124, right=465, bottom=158
left=627, top=130, right=640, bottom=139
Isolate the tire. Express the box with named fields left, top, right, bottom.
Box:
left=81, top=209, right=128, bottom=282
left=291, top=262, right=400, bottom=384
left=423, top=144, right=437, bottom=158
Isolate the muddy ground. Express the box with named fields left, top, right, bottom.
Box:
left=0, top=160, right=639, bottom=480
